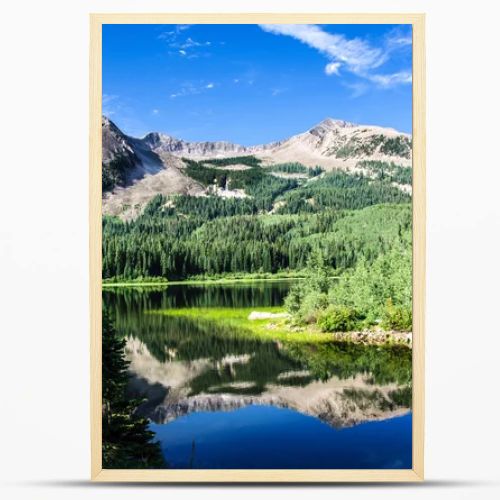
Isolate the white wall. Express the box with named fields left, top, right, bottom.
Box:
left=1, top=1, right=499, bottom=499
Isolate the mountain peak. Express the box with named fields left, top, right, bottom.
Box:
left=102, top=115, right=121, bottom=133
left=313, top=118, right=356, bottom=130
left=307, top=118, right=356, bottom=139
left=141, top=131, right=176, bottom=149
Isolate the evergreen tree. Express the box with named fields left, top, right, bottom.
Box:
left=102, top=308, right=165, bottom=468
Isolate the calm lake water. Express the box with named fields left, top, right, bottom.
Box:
left=103, top=281, right=412, bottom=469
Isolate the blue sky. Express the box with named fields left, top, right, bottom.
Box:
left=103, top=24, right=412, bottom=144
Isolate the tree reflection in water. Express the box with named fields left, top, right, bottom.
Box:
left=103, top=283, right=411, bottom=428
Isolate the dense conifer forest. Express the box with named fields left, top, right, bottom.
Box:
left=102, top=157, right=413, bottom=333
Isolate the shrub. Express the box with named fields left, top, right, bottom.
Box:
left=382, top=299, right=412, bottom=331
left=297, top=292, right=329, bottom=324
left=285, top=288, right=329, bottom=325
left=317, top=305, right=359, bottom=332
left=284, top=284, right=304, bottom=314
left=380, top=136, right=412, bottom=159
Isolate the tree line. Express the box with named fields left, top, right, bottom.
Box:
left=103, top=200, right=411, bottom=281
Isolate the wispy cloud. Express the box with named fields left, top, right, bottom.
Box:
left=102, top=94, right=119, bottom=116
left=259, top=24, right=411, bottom=89
left=157, top=25, right=191, bottom=40
left=271, top=88, right=287, bottom=97
left=101, top=95, right=148, bottom=135
left=368, top=71, right=412, bottom=87
left=232, top=76, right=254, bottom=85
left=178, top=37, right=211, bottom=50
left=259, top=24, right=386, bottom=74
left=232, top=74, right=256, bottom=86
left=385, top=27, right=413, bottom=51
left=170, top=81, right=216, bottom=99
left=325, top=62, right=341, bottom=75
left=343, top=81, right=370, bottom=98
left=159, top=25, right=212, bottom=58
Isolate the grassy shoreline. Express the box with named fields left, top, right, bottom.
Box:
left=151, top=306, right=412, bottom=347
left=102, top=274, right=308, bottom=288
left=150, top=306, right=332, bottom=343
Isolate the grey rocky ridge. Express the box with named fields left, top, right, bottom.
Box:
left=102, top=115, right=412, bottom=218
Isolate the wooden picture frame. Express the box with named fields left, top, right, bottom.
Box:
left=90, top=13, right=425, bottom=482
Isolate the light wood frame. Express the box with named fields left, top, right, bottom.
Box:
left=90, top=13, right=425, bottom=483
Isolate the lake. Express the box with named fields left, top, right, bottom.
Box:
left=103, top=281, right=412, bottom=469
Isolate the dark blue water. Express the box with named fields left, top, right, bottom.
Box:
left=151, top=406, right=412, bottom=469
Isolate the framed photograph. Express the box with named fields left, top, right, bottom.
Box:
left=90, top=13, right=425, bottom=482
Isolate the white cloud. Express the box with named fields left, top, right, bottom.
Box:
left=343, top=82, right=369, bottom=98
left=170, top=81, right=217, bottom=99
left=259, top=24, right=412, bottom=88
left=180, top=37, right=211, bottom=49
left=369, top=71, right=412, bottom=87
left=170, top=83, right=198, bottom=99
left=388, top=34, right=412, bottom=48
left=259, top=24, right=386, bottom=76
left=271, top=88, right=286, bottom=96
left=152, top=109, right=159, bottom=115
left=102, top=94, right=117, bottom=103
left=158, top=25, right=191, bottom=40
left=159, top=26, right=212, bottom=58
left=385, top=27, right=413, bottom=51
left=102, top=94, right=119, bottom=116
left=325, top=62, right=341, bottom=75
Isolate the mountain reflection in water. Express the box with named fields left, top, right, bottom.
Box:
left=103, top=282, right=412, bottom=468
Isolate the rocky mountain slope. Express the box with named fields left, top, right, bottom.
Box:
left=120, top=117, right=411, bottom=170
left=141, top=131, right=269, bottom=158
left=257, top=118, right=412, bottom=170
left=102, top=116, right=167, bottom=192
left=102, top=117, right=204, bottom=218
left=102, top=116, right=412, bottom=218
